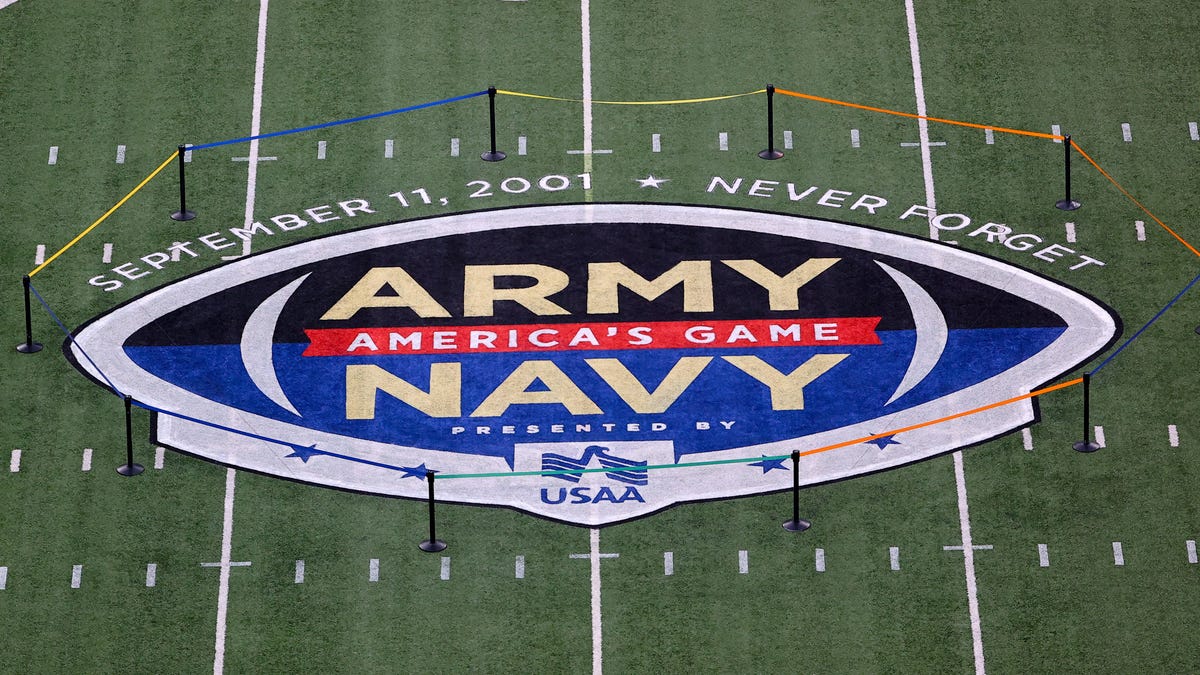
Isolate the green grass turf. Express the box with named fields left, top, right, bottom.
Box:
left=2, top=0, right=1200, bottom=672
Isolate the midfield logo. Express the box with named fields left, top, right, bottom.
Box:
left=68, top=204, right=1118, bottom=526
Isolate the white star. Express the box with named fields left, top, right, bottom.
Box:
left=635, top=174, right=670, bottom=189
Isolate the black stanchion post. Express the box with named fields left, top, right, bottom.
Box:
left=782, top=451, right=811, bottom=532
left=1055, top=134, right=1080, bottom=211
left=758, top=84, right=783, bottom=160
left=481, top=87, right=506, bottom=162
left=419, top=470, right=448, bottom=552
left=171, top=144, right=196, bottom=221
left=16, top=275, right=43, bottom=354
left=117, top=395, right=145, bottom=476
left=1073, top=373, right=1100, bottom=452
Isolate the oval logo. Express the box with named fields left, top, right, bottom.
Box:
left=69, top=204, right=1118, bottom=525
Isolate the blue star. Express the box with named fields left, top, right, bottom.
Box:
left=399, top=463, right=435, bottom=480
left=748, top=455, right=790, bottom=473
left=285, top=443, right=323, bottom=463
left=866, top=434, right=901, bottom=450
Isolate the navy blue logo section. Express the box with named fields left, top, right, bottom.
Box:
left=68, top=205, right=1118, bottom=526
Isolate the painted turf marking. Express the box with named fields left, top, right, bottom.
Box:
left=850, top=128, right=861, bottom=148
left=985, top=128, right=995, bottom=145
left=450, top=137, right=460, bottom=157
left=317, top=140, right=326, bottom=160
left=889, top=546, right=900, bottom=571
left=1190, top=122, right=1199, bottom=142
left=184, top=146, right=193, bottom=163
left=1038, top=544, right=1050, bottom=568
left=901, top=140, right=946, bottom=147
left=1094, top=425, right=1106, bottom=448
left=0, top=1, right=20, bottom=11
left=146, top=563, right=157, bottom=588
left=384, top=139, right=394, bottom=159
left=1064, top=222, right=1076, bottom=243
left=1168, top=424, right=1179, bottom=447
left=905, top=0, right=938, bottom=241
left=1135, top=220, right=1146, bottom=241
left=102, top=243, right=113, bottom=263
left=518, top=135, right=527, bottom=156
left=1187, top=540, right=1197, bottom=564
left=589, top=528, right=605, bottom=675
left=784, top=129, right=793, bottom=150
left=651, top=133, right=661, bottom=152
left=116, top=144, right=126, bottom=164
left=369, top=558, right=379, bottom=582
left=664, top=551, right=674, bottom=576
left=440, top=557, right=451, bottom=581
left=1121, top=123, right=1132, bottom=142
left=9, top=449, right=20, bottom=473
left=1022, top=428, right=1034, bottom=451
left=718, top=131, right=729, bottom=151
left=34, top=244, right=45, bottom=266
left=952, top=450, right=986, bottom=674
left=515, top=555, right=525, bottom=579
left=71, top=564, right=83, bottom=589
left=567, top=148, right=611, bottom=154
left=1112, top=541, right=1125, bottom=566
left=294, top=559, right=305, bottom=584
left=154, top=447, right=165, bottom=469
left=738, top=549, right=749, bottom=574
left=579, top=0, right=594, bottom=201
left=0, top=567, right=6, bottom=590
left=81, top=448, right=92, bottom=472
left=815, top=548, right=826, bottom=572
left=1052, top=124, right=1062, bottom=142
left=237, top=0, right=270, bottom=261
left=48, top=146, right=58, bottom=164
left=212, top=468, right=239, bottom=675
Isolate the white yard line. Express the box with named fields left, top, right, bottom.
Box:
left=440, top=557, right=451, bottom=581
left=953, top=451, right=986, bottom=675
left=71, top=564, right=83, bottom=589
left=1022, top=428, right=1034, bottom=451
left=1038, top=544, right=1050, bottom=568
left=815, top=548, right=826, bottom=572
left=9, top=449, right=20, bottom=473
left=580, top=0, right=594, bottom=200
left=889, top=546, right=901, bottom=570
left=146, top=563, right=158, bottom=588
left=294, top=559, right=305, bottom=584
left=239, top=0, right=270, bottom=258
left=906, top=1, right=985, bottom=667
left=589, top=527, right=603, bottom=675
left=515, top=555, right=525, bottom=579
left=738, top=549, right=749, bottom=574
left=1112, top=541, right=1125, bottom=566
left=213, top=468, right=237, bottom=675
left=663, top=551, right=674, bottom=575
left=905, top=0, right=938, bottom=241
left=1168, top=424, right=1179, bottom=447
left=81, top=448, right=93, bottom=472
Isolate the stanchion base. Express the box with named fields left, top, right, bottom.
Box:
left=758, top=149, right=784, bottom=160
left=419, top=539, right=448, bottom=552
left=171, top=210, right=197, bottom=222
left=1194, top=325, right=1200, bottom=335
left=117, top=463, right=145, bottom=476
left=1055, top=199, right=1081, bottom=211
left=481, top=151, right=506, bottom=162
left=782, top=518, right=811, bottom=532
left=16, top=342, right=43, bottom=354
left=1072, top=441, right=1100, bottom=453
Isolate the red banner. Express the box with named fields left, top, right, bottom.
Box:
left=303, top=317, right=880, bottom=356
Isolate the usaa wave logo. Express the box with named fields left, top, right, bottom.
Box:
left=68, top=204, right=1118, bottom=526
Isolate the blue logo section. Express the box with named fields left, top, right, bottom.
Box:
left=122, top=325, right=1064, bottom=463
left=541, top=445, right=649, bottom=484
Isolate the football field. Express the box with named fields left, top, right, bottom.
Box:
left=2, top=1, right=1200, bottom=672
